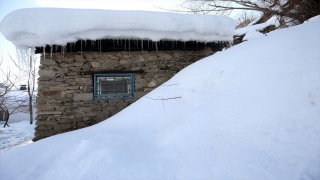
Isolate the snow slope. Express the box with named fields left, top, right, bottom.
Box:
left=0, top=16, right=319, bottom=180
left=0, top=8, right=235, bottom=48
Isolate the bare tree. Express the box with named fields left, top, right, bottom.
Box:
left=176, top=0, right=234, bottom=16
left=235, top=11, right=261, bottom=29
left=176, top=0, right=320, bottom=27
left=0, top=58, right=29, bottom=127
left=10, top=48, right=38, bottom=125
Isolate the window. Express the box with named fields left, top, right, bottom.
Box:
left=94, top=73, right=134, bottom=100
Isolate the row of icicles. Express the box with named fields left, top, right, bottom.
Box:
left=41, top=39, right=228, bottom=60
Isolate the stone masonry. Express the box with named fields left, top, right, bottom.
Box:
left=35, top=48, right=214, bottom=141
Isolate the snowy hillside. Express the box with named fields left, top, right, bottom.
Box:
left=0, top=16, right=319, bottom=180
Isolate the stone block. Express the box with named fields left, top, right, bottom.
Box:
left=36, top=97, right=48, bottom=104
left=74, top=93, right=92, bottom=101
left=36, top=120, right=57, bottom=126
left=54, top=124, right=72, bottom=131
left=38, top=69, right=57, bottom=77
left=40, top=58, right=57, bottom=66
left=74, top=55, right=86, bottom=62
left=37, top=111, right=62, bottom=115
left=37, top=104, right=54, bottom=111
left=58, top=119, right=71, bottom=124
left=101, top=60, right=118, bottom=67
left=50, top=85, right=67, bottom=91
left=130, top=67, right=141, bottom=71
left=73, top=62, right=84, bottom=67
left=147, top=80, right=157, bottom=88
left=108, top=55, right=120, bottom=60
left=75, top=78, right=92, bottom=85
left=132, top=55, right=145, bottom=62
left=158, top=53, right=172, bottom=60
left=147, top=55, right=158, bottom=61
left=91, top=62, right=101, bottom=68
left=119, top=59, right=130, bottom=65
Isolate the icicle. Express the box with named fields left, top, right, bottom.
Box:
left=43, top=46, right=45, bottom=61
left=15, top=47, right=36, bottom=81
left=62, top=46, right=65, bottom=58
left=64, top=46, right=66, bottom=57
left=141, top=40, right=143, bottom=52
left=128, top=39, right=130, bottom=53
left=81, top=40, right=82, bottom=54
left=50, top=46, right=53, bottom=59
left=155, top=41, right=158, bottom=54
left=55, top=45, right=58, bottom=52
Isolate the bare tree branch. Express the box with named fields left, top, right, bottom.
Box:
left=174, top=0, right=320, bottom=27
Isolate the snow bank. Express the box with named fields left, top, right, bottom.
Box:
left=0, top=15, right=319, bottom=180
left=0, top=8, right=235, bottom=48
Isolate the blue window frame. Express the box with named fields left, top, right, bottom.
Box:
left=94, top=73, right=134, bottom=100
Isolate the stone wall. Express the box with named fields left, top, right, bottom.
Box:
left=35, top=48, right=214, bottom=141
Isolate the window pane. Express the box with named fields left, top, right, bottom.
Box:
left=94, top=74, right=134, bottom=100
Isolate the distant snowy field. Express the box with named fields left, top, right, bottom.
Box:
left=0, top=16, right=319, bottom=180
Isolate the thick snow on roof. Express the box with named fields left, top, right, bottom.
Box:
left=0, top=8, right=235, bottom=48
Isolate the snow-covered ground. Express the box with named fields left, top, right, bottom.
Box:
left=0, top=120, right=35, bottom=152
left=0, top=88, right=36, bottom=152
left=0, top=15, right=319, bottom=180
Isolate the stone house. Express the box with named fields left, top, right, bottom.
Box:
left=34, top=40, right=227, bottom=140
left=0, top=8, right=235, bottom=141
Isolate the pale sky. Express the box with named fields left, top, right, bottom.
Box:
left=35, top=0, right=180, bottom=11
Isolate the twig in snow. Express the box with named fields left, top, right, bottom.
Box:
left=146, top=96, right=182, bottom=108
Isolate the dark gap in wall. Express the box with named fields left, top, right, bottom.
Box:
left=35, top=39, right=229, bottom=54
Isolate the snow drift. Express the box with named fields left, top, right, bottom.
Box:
left=0, top=15, right=319, bottom=180
left=0, top=8, right=235, bottom=48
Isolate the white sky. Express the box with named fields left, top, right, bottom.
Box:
left=35, top=0, right=180, bottom=11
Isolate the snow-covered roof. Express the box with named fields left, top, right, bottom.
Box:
left=0, top=8, right=235, bottom=48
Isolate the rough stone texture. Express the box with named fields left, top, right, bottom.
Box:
left=34, top=48, right=214, bottom=141
left=74, top=93, right=93, bottom=101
